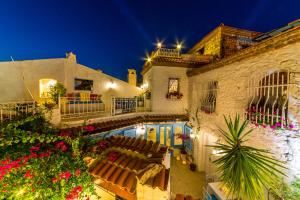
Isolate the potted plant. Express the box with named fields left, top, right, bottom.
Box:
left=176, top=134, right=190, bottom=164
left=209, top=115, right=286, bottom=200
left=189, top=163, right=196, bottom=171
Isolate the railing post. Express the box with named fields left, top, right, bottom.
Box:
left=135, top=98, right=138, bottom=113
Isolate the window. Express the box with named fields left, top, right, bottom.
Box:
left=168, top=78, right=179, bottom=93
left=199, top=81, right=218, bottom=113
left=74, top=78, right=93, bottom=91
left=39, top=79, right=57, bottom=98
left=246, top=70, right=290, bottom=128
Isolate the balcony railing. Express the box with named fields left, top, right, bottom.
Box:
left=152, top=48, right=181, bottom=58
left=111, top=97, right=146, bottom=116
left=0, top=101, right=36, bottom=123
left=59, top=97, right=105, bottom=120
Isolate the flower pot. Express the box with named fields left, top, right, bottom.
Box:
left=181, top=153, right=187, bottom=165
left=189, top=163, right=196, bottom=171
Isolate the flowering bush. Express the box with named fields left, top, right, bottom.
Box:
left=166, top=91, right=183, bottom=100
left=246, top=107, right=294, bottom=130
left=0, top=142, right=94, bottom=199
left=0, top=114, right=95, bottom=199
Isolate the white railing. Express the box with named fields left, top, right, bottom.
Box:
left=199, top=81, right=218, bottom=114
left=0, top=101, right=36, bottom=123
left=152, top=48, right=180, bottom=58
left=59, top=97, right=105, bottom=119
left=111, top=97, right=145, bottom=116
left=246, top=70, right=292, bottom=128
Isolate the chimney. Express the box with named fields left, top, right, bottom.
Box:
left=66, top=52, right=77, bottom=63
left=127, top=69, right=137, bottom=86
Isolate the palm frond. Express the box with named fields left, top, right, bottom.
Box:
left=210, top=115, right=286, bottom=200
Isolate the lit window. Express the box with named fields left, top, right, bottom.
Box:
left=168, top=78, right=179, bottom=93
left=246, top=70, right=290, bottom=128
left=39, top=79, right=57, bottom=98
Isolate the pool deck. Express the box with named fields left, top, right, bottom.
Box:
left=170, top=157, right=206, bottom=200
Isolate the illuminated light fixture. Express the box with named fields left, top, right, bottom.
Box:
left=147, top=57, right=152, bottom=62
left=156, top=42, right=162, bottom=48
left=176, top=43, right=182, bottom=50
left=136, top=124, right=145, bottom=136
left=106, top=81, right=116, bottom=89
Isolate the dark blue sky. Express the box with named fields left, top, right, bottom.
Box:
left=0, top=0, right=299, bottom=81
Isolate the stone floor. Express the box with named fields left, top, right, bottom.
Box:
left=170, top=157, right=206, bottom=200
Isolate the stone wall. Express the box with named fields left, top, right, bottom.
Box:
left=188, top=41, right=300, bottom=180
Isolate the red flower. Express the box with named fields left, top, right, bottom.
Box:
left=75, top=169, right=81, bottom=177
left=39, top=150, right=51, bottom=158
left=52, top=177, right=58, bottom=183
left=55, top=141, right=68, bottom=152
left=59, top=171, right=72, bottom=180
left=29, top=146, right=40, bottom=152
left=59, top=130, right=72, bottom=137
left=66, top=185, right=83, bottom=200
left=24, top=170, right=34, bottom=179
left=83, top=125, right=95, bottom=132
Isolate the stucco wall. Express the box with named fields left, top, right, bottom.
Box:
left=0, top=57, right=142, bottom=111
left=147, top=66, right=189, bottom=114
left=188, top=42, right=300, bottom=180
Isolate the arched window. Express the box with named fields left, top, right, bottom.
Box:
left=247, top=70, right=289, bottom=128
left=39, top=79, right=57, bottom=98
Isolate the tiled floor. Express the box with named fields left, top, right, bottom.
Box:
left=170, top=157, right=206, bottom=200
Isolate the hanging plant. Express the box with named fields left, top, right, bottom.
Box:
left=209, top=115, right=286, bottom=200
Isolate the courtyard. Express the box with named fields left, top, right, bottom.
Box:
left=1, top=1, right=300, bottom=200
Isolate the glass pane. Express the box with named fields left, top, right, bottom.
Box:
left=166, top=127, right=171, bottom=147
left=168, top=78, right=179, bottom=93
left=174, top=126, right=183, bottom=145
left=147, top=127, right=156, bottom=142
left=160, top=127, right=165, bottom=145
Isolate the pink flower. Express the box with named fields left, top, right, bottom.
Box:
left=83, top=125, right=95, bottom=132
left=289, top=124, right=294, bottom=129
left=271, top=125, right=276, bottom=130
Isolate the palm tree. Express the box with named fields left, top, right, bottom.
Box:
left=209, top=115, right=286, bottom=200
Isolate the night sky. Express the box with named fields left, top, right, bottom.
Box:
left=0, top=0, right=299, bottom=81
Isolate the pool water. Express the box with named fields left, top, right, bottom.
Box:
left=91, top=122, right=192, bottom=150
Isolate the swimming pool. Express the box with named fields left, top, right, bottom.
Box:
left=90, top=122, right=192, bottom=150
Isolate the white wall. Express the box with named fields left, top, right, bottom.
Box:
left=188, top=42, right=300, bottom=180
left=0, top=57, right=142, bottom=111
left=143, top=66, right=189, bottom=114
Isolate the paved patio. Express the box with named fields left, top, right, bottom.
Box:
left=170, top=157, right=206, bottom=200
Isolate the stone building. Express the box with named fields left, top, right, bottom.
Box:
left=142, top=19, right=300, bottom=181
